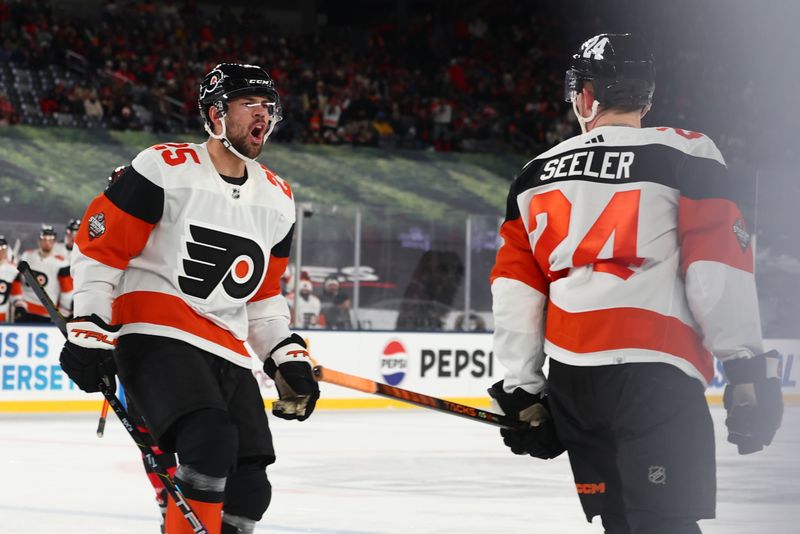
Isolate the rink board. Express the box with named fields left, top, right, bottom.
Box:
left=0, top=325, right=797, bottom=412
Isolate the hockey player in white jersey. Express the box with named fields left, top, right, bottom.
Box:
left=12, top=225, right=72, bottom=323
left=488, top=34, right=783, bottom=534
left=52, top=218, right=80, bottom=258
left=286, top=279, right=322, bottom=328
left=0, top=236, right=17, bottom=322
left=59, top=63, right=319, bottom=534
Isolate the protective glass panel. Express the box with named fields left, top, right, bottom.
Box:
left=286, top=203, right=357, bottom=330
left=462, top=214, right=503, bottom=332
left=356, top=207, right=466, bottom=331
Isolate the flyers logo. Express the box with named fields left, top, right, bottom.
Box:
left=28, top=270, right=49, bottom=289
left=178, top=224, right=266, bottom=302
left=0, top=280, right=9, bottom=304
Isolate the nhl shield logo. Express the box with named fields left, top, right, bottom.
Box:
left=648, top=465, right=666, bottom=485
left=88, top=212, right=106, bottom=240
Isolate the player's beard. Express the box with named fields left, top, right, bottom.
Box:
left=228, top=126, right=264, bottom=160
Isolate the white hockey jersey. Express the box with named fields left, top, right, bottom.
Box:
left=0, top=260, right=18, bottom=322
left=491, top=126, right=762, bottom=394
left=71, top=142, right=297, bottom=368
left=11, top=249, right=72, bottom=319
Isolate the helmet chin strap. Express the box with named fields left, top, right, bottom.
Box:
left=571, top=92, right=599, bottom=134
left=205, top=112, right=276, bottom=163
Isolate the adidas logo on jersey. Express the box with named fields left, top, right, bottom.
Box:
left=585, top=134, right=605, bottom=144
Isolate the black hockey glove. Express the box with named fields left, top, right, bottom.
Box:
left=59, top=314, right=119, bottom=394
left=13, top=304, right=28, bottom=323
left=488, top=381, right=565, bottom=459
left=264, top=333, right=319, bottom=421
left=723, top=350, right=783, bottom=455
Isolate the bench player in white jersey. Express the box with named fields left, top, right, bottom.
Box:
left=59, top=63, right=320, bottom=534
left=0, top=236, right=17, bottom=322
left=12, top=225, right=72, bottom=323
left=286, top=279, right=322, bottom=328
left=53, top=218, right=80, bottom=259
left=488, top=34, right=783, bottom=534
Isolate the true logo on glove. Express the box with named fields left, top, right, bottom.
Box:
left=71, top=328, right=117, bottom=347
left=287, top=349, right=309, bottom=358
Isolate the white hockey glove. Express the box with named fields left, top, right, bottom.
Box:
left=264, top=334, right=319, bottom=421
left=723, top=350, right=783, bottom=454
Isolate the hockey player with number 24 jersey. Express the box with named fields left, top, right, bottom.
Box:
left=488, top=34, right=783, bottom=534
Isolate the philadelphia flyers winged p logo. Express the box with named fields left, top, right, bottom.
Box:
left=179, top=224, right=266, bottom=302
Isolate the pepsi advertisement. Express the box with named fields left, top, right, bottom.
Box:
left=1, top=325, right=798, bottom=411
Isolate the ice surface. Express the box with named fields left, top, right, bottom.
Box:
left=0, top=406, right=797, bottom=533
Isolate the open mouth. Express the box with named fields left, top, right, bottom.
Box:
left=249, top=123, right=267, bottom=144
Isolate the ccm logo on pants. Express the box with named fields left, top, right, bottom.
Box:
left=420, top=350, right=494, bottom=378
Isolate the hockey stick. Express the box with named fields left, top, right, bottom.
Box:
left=312, top=365, right=525, bottom=430
left=96, top=400, right=109, bottom=437
left=17, top=261, right=209, bottom=534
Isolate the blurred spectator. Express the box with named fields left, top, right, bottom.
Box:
left=321, top=293, right=353, bottom=330
left=83, top=90, right=104, bottom=120
left=0, top=236, right=16, bottom=323
left=286, top=279, right=322, bottom=329
left=0, top=92, right=19, bottom=125
left=320, top=276, right=342, bottom=307
left=431, top=98, right=453, bottom=151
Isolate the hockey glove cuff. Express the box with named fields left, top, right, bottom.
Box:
left=723, top=350, right=783, bottom=455
left=488, top=380, right=565, bottom=459
left=59, top=314, right=119, bottom=393
left=264, top=334, right=319, bottom=421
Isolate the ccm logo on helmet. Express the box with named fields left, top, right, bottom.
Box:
left=179, top=223, right=266, bottom=302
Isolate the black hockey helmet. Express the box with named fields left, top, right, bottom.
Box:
left=198, top=63, right=283, bottom=130
left=40, top=224, right=56, bottom=239
left=0, top=235, right=7, bottom=248
left=66, top=219, right=81, bottom=233
left=565, top=33, right=655, bottom=108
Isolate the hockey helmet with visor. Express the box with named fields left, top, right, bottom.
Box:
left=565, top=33, right=655, bottom=132
left=198, top=63, right=283, bottom=161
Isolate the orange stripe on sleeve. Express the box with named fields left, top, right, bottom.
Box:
left=490, top=217, right=548, bottom=295
left=112, top=291, right=250, bottom=357
left=249, top=254, right=288, bottom=302
left=75, top=194, right=156, bottom=270
left=23, top=301, right=50, bottom=318
left=545, top=303, right=714, bottom=382
left=59, top=273, right=73, bottom=292
left=678, top=196, right=754, bottom=274
left=11, top=279, right=22, bottom=297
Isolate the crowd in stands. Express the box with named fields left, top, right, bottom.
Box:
left=0, top=1, right=783, bottom=165
left=0, top=1, right=789, bottom=166
left=1, top=0, right=589, bottom=154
